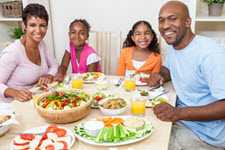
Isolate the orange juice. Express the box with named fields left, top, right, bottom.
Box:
left=123, top=80, right=136, bottom=91
left=71, top=79, right=83, bottom=89
left=131, top=99, right=146, bottom=115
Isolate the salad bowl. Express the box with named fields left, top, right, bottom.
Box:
left=33, top=90, right=92, bottom=123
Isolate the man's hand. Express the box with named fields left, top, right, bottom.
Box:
left=143, top=73, right=164, bottom=87
left=153, top=103, right=181, bottom=122
left=38, top=74, right=54, bottom=86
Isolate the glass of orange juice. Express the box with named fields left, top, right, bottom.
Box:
left=123, top=78, right=136, bottom=91
left=71, top=75, right=83, bottom=89
left=131, top=94, right=146, bottom=116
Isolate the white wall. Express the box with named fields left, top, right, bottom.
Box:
left=50, top=0, right=194, bottom=62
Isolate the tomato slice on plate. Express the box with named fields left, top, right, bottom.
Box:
left=55, top=128, right=67, bottom=137
left=20, top=134, right=35, bottom=141
left=45, top=145, right=55, bottom=150
left=46, top=125, right=58, bottom=132
left=13, top=140, right=30, bottom=146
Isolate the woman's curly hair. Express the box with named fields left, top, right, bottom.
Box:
left=123, top=20, right=160, bottom=53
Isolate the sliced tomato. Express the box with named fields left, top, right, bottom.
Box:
left=20, top=134, right=35, bottom=141
left=62, top=99, right=69, bottom=107
left=46, top=125, right=58, bottom=132
left=57, top=141, right=68, bottom=150
left=13, top=140, right=30, bottom=146
left=95, top=95, right=103, bottom=101
left=45, top=145, right=55, bottom=150
left=55, top=128, right=67, bottom=137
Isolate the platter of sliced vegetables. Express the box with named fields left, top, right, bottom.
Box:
left=11, top=125, right=75, bottom=150
left=74, top=116, right=153, bottom=146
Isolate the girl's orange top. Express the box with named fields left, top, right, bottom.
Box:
left=117, top=47, right=162, bottom=76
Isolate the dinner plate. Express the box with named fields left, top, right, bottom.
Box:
left=133, top=73, right=149, bottom=86
left=135, top=80, right=147, bottom=86
left=81, top=72, right=105, bottom=83
left=10, top=125, right=75, bottom=150
left=145, top=94, right=169, bottom=108
left=74, top=116, right=153, bottom=146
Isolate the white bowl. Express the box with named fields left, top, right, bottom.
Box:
left=83, top=120, right=104, bottom=137
left=99, top=97, right=128, bottom=115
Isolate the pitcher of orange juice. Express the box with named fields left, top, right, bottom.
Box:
left=131, top=94, right=146, bottom=116
left=71, top=74, right=83, bottom=89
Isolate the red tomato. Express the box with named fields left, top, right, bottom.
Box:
left=55, top=128, right=67, bottom=137
left=46, top=125, right=58, bottom=132
left=58, top=141, right=68, bottom=150
left=20, top=134, right=35, bottom=141
left=62, top=99, right=69, bottom=107
left=13, top=140, right=30, bottom=146
left=95, top=95, right=103, bottom=101
left=45, top=145, right=55, bottom=150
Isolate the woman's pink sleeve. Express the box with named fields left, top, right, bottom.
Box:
left=0, top=50, right=18, bottom=98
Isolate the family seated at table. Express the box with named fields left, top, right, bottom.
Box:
left=0, top=4, right=162, bottom=101
left=0, top=1, right=225, bottom=150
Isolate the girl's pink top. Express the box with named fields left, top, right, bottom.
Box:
left=70, top=43, right=101, bottom=73
left=0, top=40, right=58, bottom=101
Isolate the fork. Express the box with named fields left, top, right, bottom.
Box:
left=148, top=90, right=169, bottom=101
left=115, top=78, right=123, bottom=86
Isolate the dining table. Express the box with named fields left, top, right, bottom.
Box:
left=0, top=75, right=176, bottom=150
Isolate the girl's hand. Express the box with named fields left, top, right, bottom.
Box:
left=53, top=73, right=66, bottom=82
left=4, top=88, right=32, bottom=102
left=38, top=74, right=54, bottom=86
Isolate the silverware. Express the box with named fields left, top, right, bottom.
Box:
left=115, top=78, right=123, bottom=86
left=149, top=90, right=169, bottom=101
left=65, top=76, right=72, bottom=87
left=148, top=83, right=164, bottom=91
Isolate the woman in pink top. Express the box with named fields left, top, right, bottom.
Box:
left=0, top=4, right=58, bottom=102
left=54, top=19, right=101, bottom=82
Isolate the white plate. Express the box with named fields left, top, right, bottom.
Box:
left=146, top=94, right=169, bottom=108
left=135, top=80, right=147, bottom=86
left=81, top=72, right=105, bottom=84
left=74, top=116, right=153, bottom=146
left=10, top=125, right=75, bottom=149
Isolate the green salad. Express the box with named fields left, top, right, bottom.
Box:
left=37, top=91, right=90, bottom=110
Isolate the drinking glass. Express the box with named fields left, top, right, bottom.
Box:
left=131, top=94, right=146, bottom=116
left=71, top=75, right=83, bottom=89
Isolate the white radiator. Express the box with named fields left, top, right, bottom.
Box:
left=88, top=31, right=122, bottom=75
